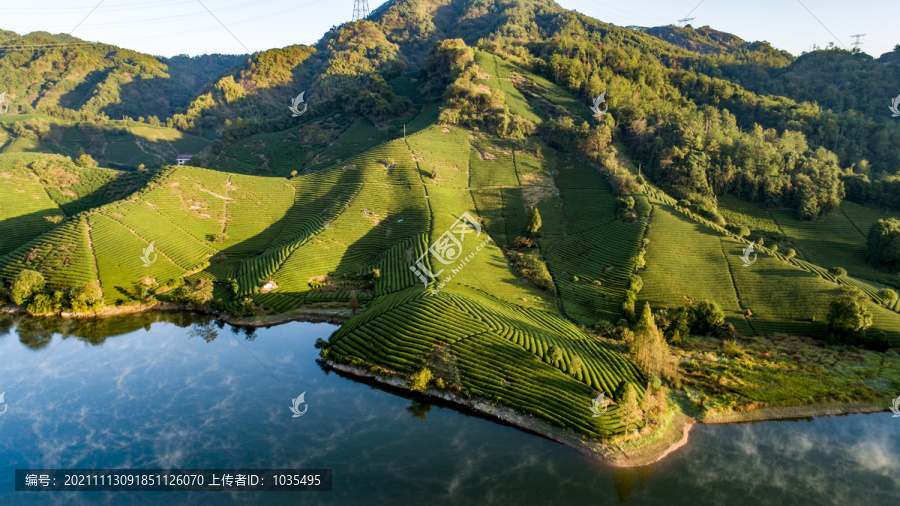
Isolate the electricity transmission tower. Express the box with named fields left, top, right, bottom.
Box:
left=352, top=0, right=370, bottom=21
left=851, top=33, right=866, bottom=51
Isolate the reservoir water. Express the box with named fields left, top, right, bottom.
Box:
left=0, top=312, right=897, bottom=505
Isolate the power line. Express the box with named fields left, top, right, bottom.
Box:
left=0, top=0, right=332, bottom=52
left=0, top=0, right=185, bottom=14
left=194, top=0, right=251, bottom=53
left=10, top=0, right=282, bottom=32
left=682, top=0, right=704, bottom=20
left=795, top=0, right=847, bottom=50
left=69, top=0, right=106, bottom=35
left=564, top=0, right=669, bottom=25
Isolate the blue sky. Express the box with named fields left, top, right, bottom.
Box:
left=0, top=0, right=895, bottom=58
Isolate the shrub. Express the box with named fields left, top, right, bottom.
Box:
left=70, top=281, right=103, bottom=313
left=570, top=356, right=583, bottom=375
left=172, top=279, right=214, bottom=306
left=686, top=300, right=725, bottom=336
left=408, top=367, right=433, bottom=392
left=526, top=207, right=542, bottom=238
left=75, top=154, right=97, bottom=168
left=27, top=293, right=58, bottom=315
left=728, top=224, right=751, bottom=237
left=827, top=288, right=873, bottom=339
left=721, top=340, right=744, bottom=357
left=594, top=319, right=615, bottom=335
left=867, top=218, right=900, bottom=271
left=828, top=266, right=848, bottom=278
left=514, top=236, right=534, bottom=248
left=628, top=274, right=643, bottom=293
left=784, top=248, right=797, bottom=260
left=547, top=345, right=563, bottom=365
left=509, top=250, right=556, bottom=294
left=878, top=288, right=898, bottom=304
left=10, top=269, right=45, bottom=305
left=654, top=308, right=690, bottom=344
left=208, top=232, right=228, bottom=243
left=617, top=197, right=635, bottom=210
left=233, top=297, right=260, bottom=318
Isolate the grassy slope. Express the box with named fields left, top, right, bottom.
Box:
left=0, top=155, right=63, bottom=256
left=642, top=188, right=900, bottom=343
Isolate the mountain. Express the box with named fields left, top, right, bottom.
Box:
left=0, top=30, right=242, bottom=120
left=1, top=0, right=899, bottom=453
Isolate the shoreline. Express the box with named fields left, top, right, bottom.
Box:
left=2, top=303, right=890, bottom=466
left=324, top=359, right=890, bottom=468
left=0, top=301, right=353, bottom=327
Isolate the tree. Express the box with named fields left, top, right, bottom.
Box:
left=526, top=207, right=542, bottom=238
left=616, top=381, right=643, bottom=434
left=570, top=356, right=583, bottom=375
left=827, top=288, right=873, bottom=339
left=630, top=303, right=676, bottom=380
left=75, top=154, right=97, bottom=168
left=10, top=269, right=45, bottom=305
left=878, top=288, right=898, bottom=305
left=784, top=248, right=797, bottom=260
left=349, top=291, right=359, bottom=313
left=640, top=375, right=667, bottom=423
left=173, top=279, right=214, bottom=306
left=409, top=367, right=432, bottom=392
left=729, top=225, right=750, bottom=237
left=867, top=218, right=900, bottom=271
left=547, top=345, right=563, bottom=365
left=686, top=300, right=725, bottom=335
left=828, top=266, right=848, bottom=278
left=70, top=280, right=103, bottom=313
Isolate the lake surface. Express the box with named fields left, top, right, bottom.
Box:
left=0, top=312, right=897, bottom=505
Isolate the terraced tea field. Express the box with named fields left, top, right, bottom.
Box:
left=770, top=209, right=900, bottom=289
left=327, top=289, right=645, bottom=436
left=0, top=156, right=63, bottom=256
left=640, top=203, right=751, bottom=333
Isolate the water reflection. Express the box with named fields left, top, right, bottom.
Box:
left=0, top=313, right=896, bottom=505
